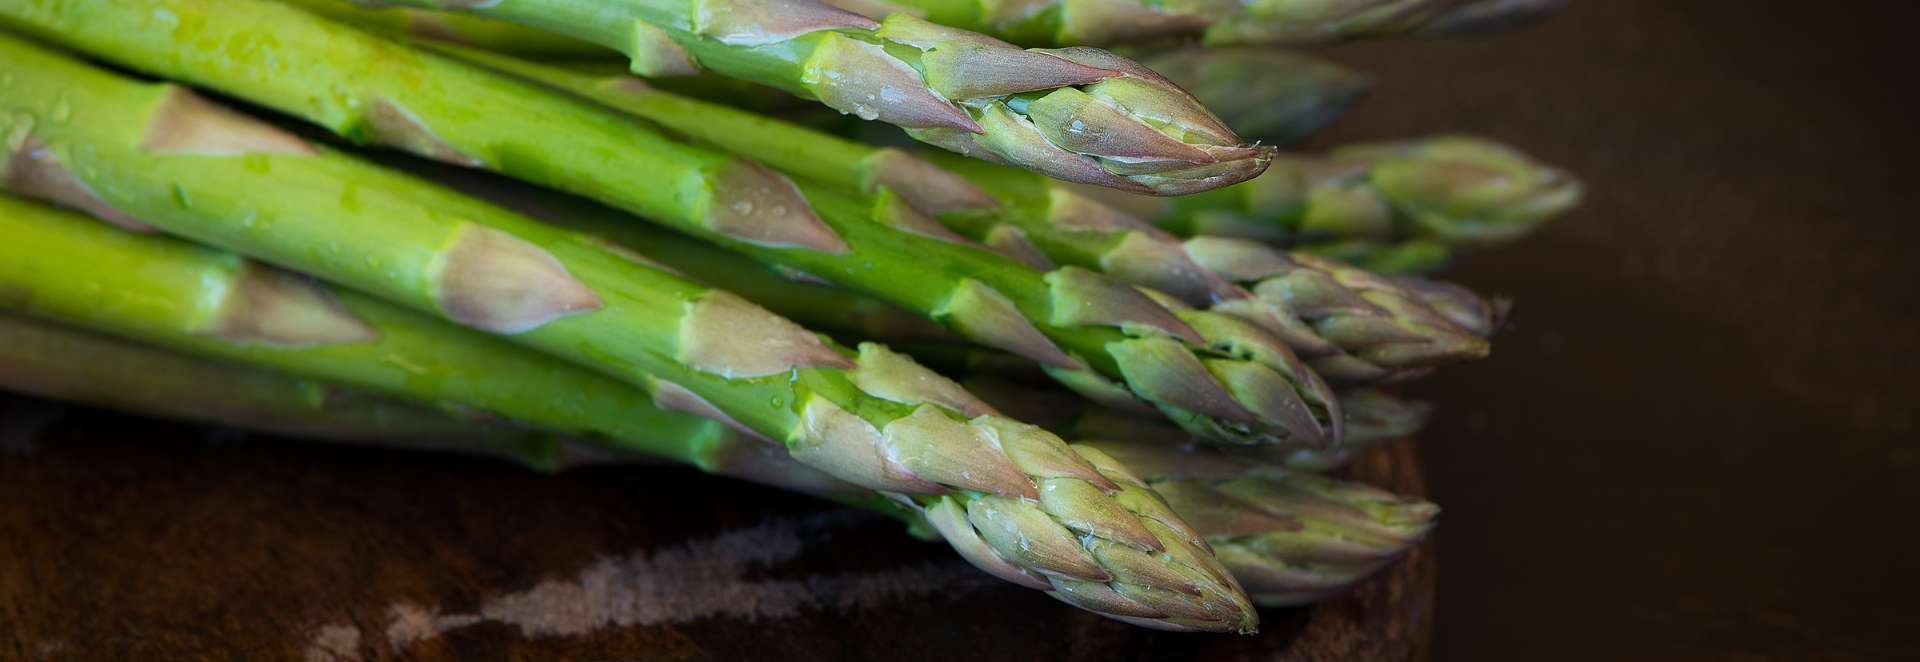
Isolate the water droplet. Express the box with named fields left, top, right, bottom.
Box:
left=769, top=395, right=784, bottom=408
left=50, top=101, right=70, bottom=123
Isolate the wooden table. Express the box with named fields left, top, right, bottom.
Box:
left=1, top=398, right=1433, bottom=661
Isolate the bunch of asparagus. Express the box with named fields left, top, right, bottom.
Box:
left=0, top=0, right=1576, bottom=634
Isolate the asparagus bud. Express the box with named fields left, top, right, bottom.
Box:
left=1079, top=437, right=1439, bottom=607
left=1155, top=136, right=1584, bottom=268
left=1391, top=275, right=1512, bottom=338
left=1190, top=238, right=1492, bottom=384
left=0, top=311, right=572, bottom=466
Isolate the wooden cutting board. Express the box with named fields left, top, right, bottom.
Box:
left=0, top=395, right=1433, bottom=661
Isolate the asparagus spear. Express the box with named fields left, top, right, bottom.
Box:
left=284, top=0, right=616, bottom=59
left=410, top=51, right=1484, bottom=391
left=411, top=149, right=1344, bottom=450
left=1, top=306, right=1433, bottom=608
left=1136, top=136, right=1586, bottom=271
left=1135, top=48, right=1371, bottom=149
left=0, top=2, right=1331, bottom=449
left=0, top=192, right=1259, bottom=632
left=812, top=0, right=1566, bottom=47
left=0, top=311, right=583, bottom=467
left=307, top=0, right=1273, bottom=194
left=0, top=192, right=856, bottom=495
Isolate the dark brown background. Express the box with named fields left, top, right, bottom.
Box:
left=1308, top=0, right=1920, bottom=659
left=5, top=0, right=1920, bottom=659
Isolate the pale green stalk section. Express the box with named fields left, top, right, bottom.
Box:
left=0, top=31, right=848, bottom=444
left=0, top=192, right=852, bottom=492
left=0, top=309, right=568, bottom=466
left=404, top=160, right=954, bottom=344
left=281, top=0, right=616, bottom=59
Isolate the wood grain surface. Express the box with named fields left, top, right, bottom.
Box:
left=0, top=397, right=1433, bottom=661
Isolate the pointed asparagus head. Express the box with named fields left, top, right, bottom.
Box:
left=1188, top=237, right=1493, bottom=385
left=864, top=18, right=1271, bottom=195
left=919, top=436, right=1260, bottom=632
left=766, top=340, right=1261, bottom=629
left=1390, top=275, right=1512, bottom=338
left=1139, top=47, right=1371, bottom=147
left=1079, top=437, right=1438, bottom=607
left=1338, top=135, right=1584, bottom=248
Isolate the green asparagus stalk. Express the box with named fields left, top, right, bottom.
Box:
left=418, top=46, right=1243, bottom=306
left=0, top=311, right=588, bottom=467
left=286, top=0, right=616, bottom=59
left=405, top=163, right=956, bottom=345
left=423, top=50, right=1488, bottom=391
left=1, top=306, right=1432, bottom=609
left=412, top=148, right=1343, bottom=450
left=0, top=192, right=1259, bottom=632
left=1134, top=47, right=1370, bottom=148
left=1137, top=136, right=1586, bottom=269
left=0, top=192, right=853, bottom=495
left=808, top=0, right=1564, bottom=47
left=316, top=0, right=1274, bottom=194
left=398, top=49, right=1355, bottom=443
left=0, top=1, right=1334, bottom=449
